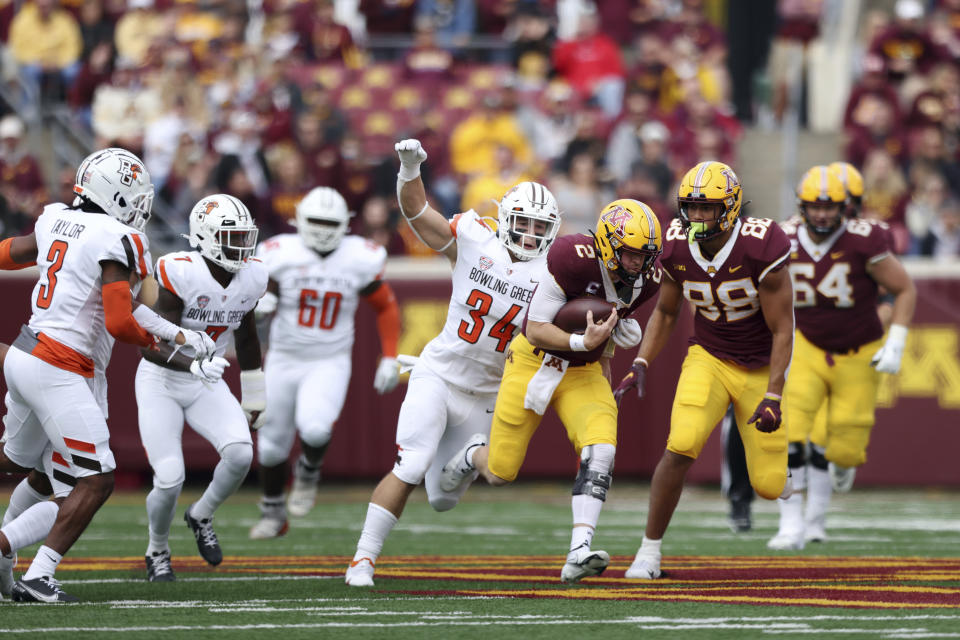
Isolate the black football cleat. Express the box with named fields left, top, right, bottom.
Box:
left=728, top=498, right=753, bottom=533
left=145, top=550, right=177, bottom=582
left=11, top=576, right=79, bottom=603
left=184, top=503, right=223, bottom=566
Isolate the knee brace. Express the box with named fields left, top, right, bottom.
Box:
left=572, top=444, right=615, bottom=502
left=220, top=442, right=253, bottom=474
left=787, top=441, right=806, bottom=469
left=391, top=447, right=430, bottom=486
left=152, top=457, right=185, bottom=490
left=808, top=443, right=828, bottom=470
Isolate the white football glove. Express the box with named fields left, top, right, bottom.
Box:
left=612, top=318, right=643, bottom=349
left=180, top=329, right=217, bottom=359
left=240, top=369, right=267, bottom=429
left=396, top=354, right=419, bottom=374
left=395, top=139, right=427, bottom=181
left=870, top=324, right=908, bottom=374
left=190, top=356, right=230, bottom=383
left=373, top=357, right=399, bottom=394
left=255, top=291, right=278, bottom=316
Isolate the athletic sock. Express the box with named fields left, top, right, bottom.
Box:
left=23, top=545, right=62, bottom=581
left=569, top=494, right=602, bottom=551
left=354, top=503, right=398, bottom=563
left=2, top=479, right=49, bottom=527
left=0, top=502, right=58, bottom=552
left=146, top=485, right=181, bottom=554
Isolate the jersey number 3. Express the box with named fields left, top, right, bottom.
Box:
left=457, top=289, right=522, bottom=353
left=36, top=240, right=69, bottom=309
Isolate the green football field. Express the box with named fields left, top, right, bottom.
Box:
left=1, top=482, right=959, bottom=639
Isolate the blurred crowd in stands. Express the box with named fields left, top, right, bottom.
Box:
left=0, top=0, right=957, bottom=262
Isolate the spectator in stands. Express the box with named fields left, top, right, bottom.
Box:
left=764, top=0, right=821, bottom=123
left=552, top=3, right=625, bottom=118
left=68, top=40, right=115, bottom=130
left=906, top=63, right=960, bottom=130
left=77, top=0, right=114, bottom=62
left=296, top=0, right=364, bottom=67
left=9, top=0, right=83, bottom=105
left=449, top=90, right=532, bottom=177
left=516, top=80, right=580, bottom=168
left=90, top=55, right=162, bottom=153
left=844, top=97, right=907, bottom=169
left=114, top=0, right=164, bottom=67
left=266, top=143, right=313, bottom=225
left=862, top=148, right=911, bottom=253
left=905, top=169, right=949, bottom=252
left=606, top=87, right=666, bottom=184
left=360, top=0, right=417, bottom=36
left=212, top=109, right=271, bottom=201
left=403, top=17, right=456, bottom=84
left=615, top=163, right=671, bottom=227
left=460, top=143, right=534, bottom=217
left=908, top=124, right=960, bottom=189
left=505, top=3, right=555, bottom=91
left=0, top=114, right=47, bottom=229
left=869, top=0, right=946, bottom=89
left=156, top=134, right=215, bottom=235
left=917, top=198, right=960, bottom=261
left=416, top=0, right=476, bottom=51
left=550, top=151, right=612, bottom=235
left=658, top=32, right=727, bottom=114
left=844, top=53, right=902, bottom=133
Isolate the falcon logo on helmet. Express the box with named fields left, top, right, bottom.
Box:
left=497, top=181, right=560, bottom=261
left=73, top=147, right=154, bottom=231
left=184, top=194, right=258, bottom=273
left=594, top=199, right=662, bottom=285
left=797, top=165, right=847, bottom=235
left=295, top=186, right=351, bottom=253
left=677, top=161, right=744, bottom=242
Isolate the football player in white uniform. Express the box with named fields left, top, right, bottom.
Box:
left=345, top=139, right=561, bottom=587
left=0, top=148, right=217, bottom=602
left=249, top=186, right=401, bottom=539
left=133, top=193, right=267, bottom=580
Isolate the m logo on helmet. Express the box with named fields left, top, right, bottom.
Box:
left=720, top=168, right=739, bottom=194
left=116, top=159, right=142, bottom=187
left=600, top=205, right=633, bottom=238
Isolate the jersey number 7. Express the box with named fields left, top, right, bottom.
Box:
left=457, top=289, right=523, bottom=353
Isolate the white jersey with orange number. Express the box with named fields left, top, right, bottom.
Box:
left=256, top=234, right=387, bottom=360
left=418, top=210, right=542, bottom=394
left=154, top=250, right=267, bottom=357
left=27, top=202, right=152, bottom=359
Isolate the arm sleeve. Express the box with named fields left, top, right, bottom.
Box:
left=102, top=281, right=155, bottom=347
left=0, top=237, right=37, bottom=270
left=132, top=305, right=182, bottom=342
left=365, top=281, right=400, bottom=358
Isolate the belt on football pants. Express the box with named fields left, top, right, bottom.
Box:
left=530, top=347, right=589, bottom=367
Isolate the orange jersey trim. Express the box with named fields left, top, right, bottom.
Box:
left=0, top=237, right=36, bottom=270
left=449, top=213, right=462, bottom=237
left=130, top=234, right=148, bottom=278
left=64, top=437, right=96, bottom=454
left=52, top=451, right=70, bottom=467
left=33, top=332, right=94, bottom=378
left=157, top=259, right=177, bottom=296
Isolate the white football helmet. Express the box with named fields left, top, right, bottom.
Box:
left=497, top=181, right=560, bottom=261
left=185, top=194, right=258, bottom=272
left=295, top=186, right=350, bottom=253
left=73, top=147, right=154, bottom=231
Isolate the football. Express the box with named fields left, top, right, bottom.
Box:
left=552, top=296, right=616, bottom=333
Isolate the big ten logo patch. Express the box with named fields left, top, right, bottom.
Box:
left=877, top=325, right=960, bottom=409
left=396, top=300, right=449, bottom=380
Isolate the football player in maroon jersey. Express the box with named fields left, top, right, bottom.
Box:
left=768, top=165, right=915, bottom=550
left=616, top=161, right=795, bottom=579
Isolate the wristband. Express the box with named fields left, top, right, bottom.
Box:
left=763, top=392, right=782, bottom=402
left=633, top=356, right=649, bottom=367
left=398, top=164, right=421, bottom=182
left=568, top=333, right=587, bottom=352
left=887, top=324, right=908, bottom=344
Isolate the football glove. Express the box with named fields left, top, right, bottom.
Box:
left=613, top=358, right=647, bottom=405
left=240, top=369, right=267, bottom=430
left=748, top=394, right=782, bottom=433
left=373, top=357, right=399, bottom=394
left=612, top=318, right=642, bottom=349
left=255, top=291, right=278, bottom=316
left=396, top=139, right=427, bottom=181
left=870, top=324, right=907, bottom=374
left=180, top=329, right=217, bottom=359
left=190, top=356, right=229, bottom=384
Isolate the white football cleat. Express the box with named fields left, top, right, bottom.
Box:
left=767, top=530, right=805, bottom=550
left=625, top=550, right=661, bottom=580
left=288, top=459, right=320, bottom=517
left=439, top=433, right=486, bottom=492
left=829, top=462, right=856, bottom=493
left=345, top=557, right=375, bottom=587
left=804, top=522, right=828, bottom=544
left=560, top=547, right=610, bottom=584
left=0, top=552, right=16, bottom=597
left=249, top=516, right=289, bottom=540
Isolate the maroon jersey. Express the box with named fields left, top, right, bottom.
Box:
left=661, top=217, right=791, bottom=369
left=522, top=233, right=662, bottom=365
left=782, top=216, right=892, bottom=352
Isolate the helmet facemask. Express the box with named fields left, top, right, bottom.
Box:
left=678, top=197, right=733, bottom=242
left=296, top=186, right=350, bottom=253
left=676, top=161, right=742, bottom=242
left=186, top=194, right=259, bottom=273
left=496, top=181, right=560, bottom=261
left=800, top=200, right=845, bottom=235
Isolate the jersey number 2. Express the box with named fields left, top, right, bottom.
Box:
left=36, top=240, right=68, bottom=309
left=457, top=289, right=522, bottom=353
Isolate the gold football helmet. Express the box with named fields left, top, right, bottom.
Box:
left=797, top=165, right=847, bottom=235
left=828, top=161, right=864, bottom=216
left=595, top=199, right=662, bottom=284
left=677, top=161, right=743, bottom=242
